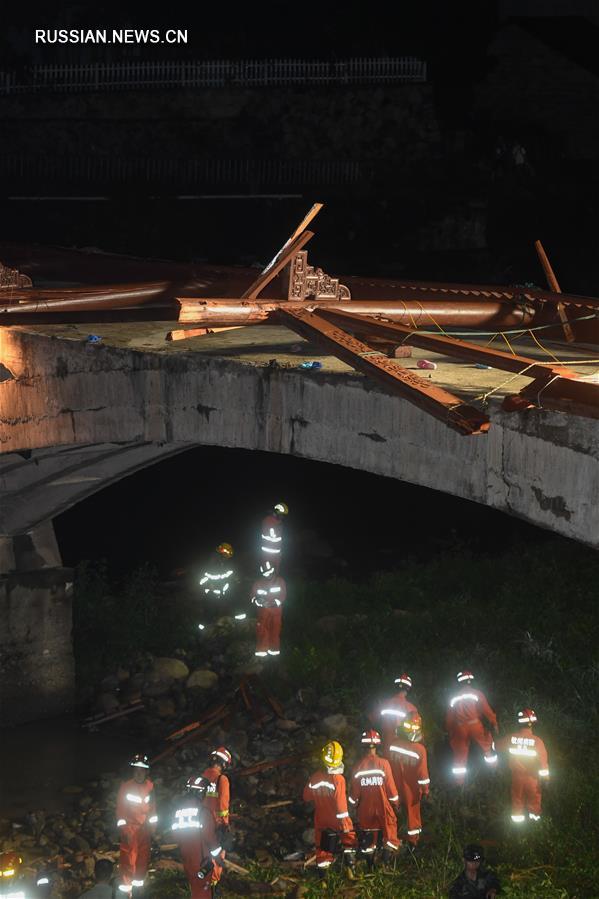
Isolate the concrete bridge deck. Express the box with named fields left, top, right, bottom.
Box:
left=11, top=319, right=597, bottom=400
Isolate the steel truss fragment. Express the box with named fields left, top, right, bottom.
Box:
left=313, top=309, right=599, bottom=418
left=277, top=307, right=490, bottom=436
left=313, top=309, right=575, bottom=382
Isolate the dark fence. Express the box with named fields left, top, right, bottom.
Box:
left=0, top=155, right=364, bottom=193
left=0, top=57, right=426, bottom=94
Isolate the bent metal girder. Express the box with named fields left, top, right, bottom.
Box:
left=276, top=308, right=490, bottom=437
left=313, top=309, right=576, bottom=383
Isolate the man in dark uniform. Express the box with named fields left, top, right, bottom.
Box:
left=449, top=844, right=500, bottom=898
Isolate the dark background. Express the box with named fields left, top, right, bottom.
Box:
left=2, top=2, right=595, bottom=573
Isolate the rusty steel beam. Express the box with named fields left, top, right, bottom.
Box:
left=341, top=274, right=599, bottom=312
left=0, top=282, right=175, bottom=315
left=277, top=308, right=490, bottom=436
left=503, top=375, right=599, bottom=419
left=241, top=202, right=323, bottom=300
left=314, top=309, right=576, bottom=382
left=241, top=230, right=314, bottom=299
left=177, top=297, right=535, bottom=329
left=534, top=240, right=574, bottom=342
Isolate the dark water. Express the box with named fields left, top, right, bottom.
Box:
left=0, top=716, right=138, bottom=817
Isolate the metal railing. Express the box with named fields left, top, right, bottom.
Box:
left=0, top=57, right=426, bottom=94
left=0, top=155, right=362, bottom=189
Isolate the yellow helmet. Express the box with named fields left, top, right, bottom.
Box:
left=400, top=712, right=423, bottom=743
left=0, top=850, right=23, bottom=879
left=321, top=740, right=343, bottom=768
left=216, top=542, right=234, bottom=557
left=274, top=502, right=288, bottom=516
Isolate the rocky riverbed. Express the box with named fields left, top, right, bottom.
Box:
left=0, top=614, right=364, bottom=896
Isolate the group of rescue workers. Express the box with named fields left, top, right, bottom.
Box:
left=0, top=503, right=551, bottom=898
left=113, top=748, right=233, bottom=897
left=303, top=669, right=549, bottom=879
left=198, top=502, right=289, bottom=659
left=105, top=669, right=549, bottom=896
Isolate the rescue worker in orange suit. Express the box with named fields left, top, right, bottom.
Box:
left=169, top=775, right=223, bottom=898
left=497, top=708, right=550, bottom=824
left=349, top=729, right=400, bottom=862
left=202, top=747, right=232, bottom=852
left=445, top=671, right=498, bottom=785
left=302, top=741, right=357, bottom=873
left=388, top=712, right=430, bottom=848
left=198, top=543, right=235, bottom=631
left=0, top=850, right=26, bottom=897
left=260, top=502, right=287, bottom=573
left=251, top=564, right=287, bottom=657
left=116, top=753, right=158, bottom=895
left=379, top=673, right=419, bottom=758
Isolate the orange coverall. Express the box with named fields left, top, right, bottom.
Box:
left=303, top=769, right=357, bottom=867
left=116, top=777, right=157, bottom=892
left=379, top=693, right=419, bottom=756
left=260, top=514, right=283, bottom=572
left=498, top=728, right=549, bottom=822
left=445, top=687, right=498, bottom=784
left=202, top=765, right=230, bottom=861
left=171, top=795, right=223, bottom=897
left=388, top=738, right=430, bottom=844
left=251, top=575, right=286, bottom=656
left=349, top=753, right=400, bottom=850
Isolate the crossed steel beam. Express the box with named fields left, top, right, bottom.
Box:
left=1, top=203, right=598, bottom=435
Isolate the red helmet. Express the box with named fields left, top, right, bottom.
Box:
left=130, top=753, right=150, bottom=769
left=361, top=729, right=381, bottom=745
left=394, top=673, right=412, bottom=689
left=517, top=708, right=537, bottom=725
left=456, top=670, right=474, bottom=684
left=211, top=746, right=232, bottom=768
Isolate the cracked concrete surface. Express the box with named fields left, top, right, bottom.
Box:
left=0, top=324, right=597, bottom=547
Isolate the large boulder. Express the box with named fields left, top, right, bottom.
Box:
left=152, top=657, right=189, bottom=680
left=322, top=713, right=349, bottom=734
left=186, top=669, right=219, bottom=690
left=302, top=828, right=315, bottom=846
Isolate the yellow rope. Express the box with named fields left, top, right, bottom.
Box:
left=500, top=331, right=517, bottom=356
left=527, top=328, right=561, bottom=363
left=474, top=364, right=538, bottom=405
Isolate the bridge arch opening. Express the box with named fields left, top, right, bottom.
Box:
left=52, top=443, right=551, bottom=578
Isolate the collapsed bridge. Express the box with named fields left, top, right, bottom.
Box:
left=0, top=204, right=598, bottom=724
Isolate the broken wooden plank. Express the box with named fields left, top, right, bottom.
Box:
left=152, top=706, right=230, bottom=764
left=166, top=325, right=244, bottom=341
